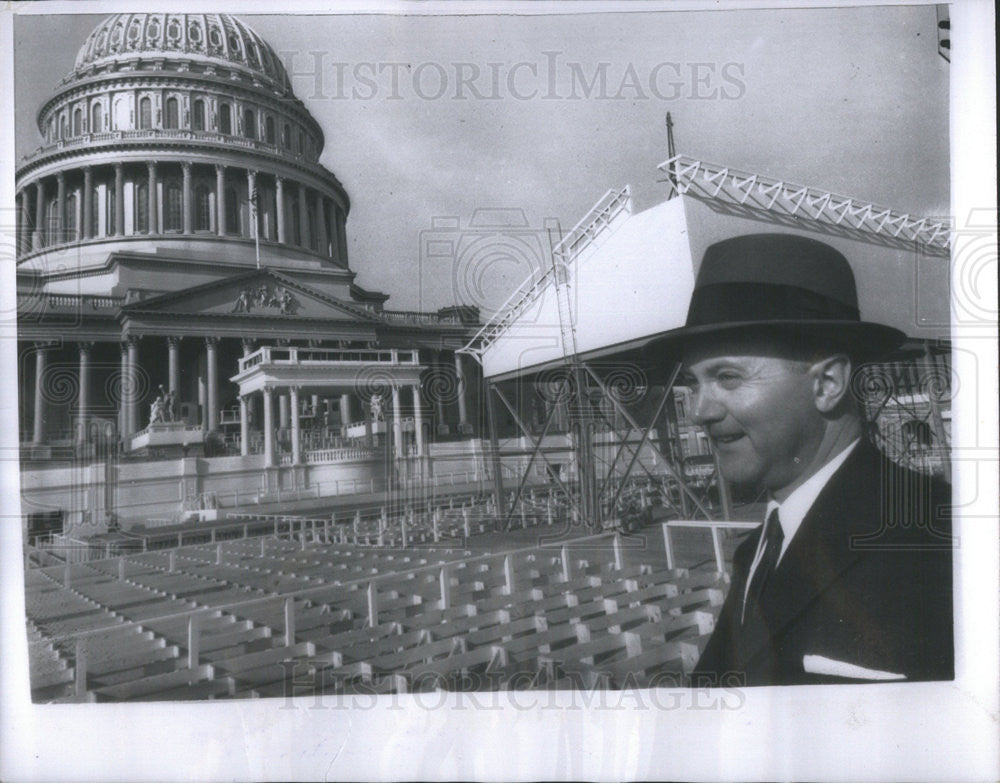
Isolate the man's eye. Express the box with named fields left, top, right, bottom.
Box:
left=716, top=373, right=741, bottom=387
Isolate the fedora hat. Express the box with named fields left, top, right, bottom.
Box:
left=645, top=233, right=905, bottom=361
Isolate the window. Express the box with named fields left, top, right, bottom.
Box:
left=265, top=116, right=275, bottom=144
left=194, top=185, right=211, bottom=231
left=281, top=123, right=290, bottom=148
left=242, top=108, right=255, bottom=139
left=674, top=395, right=686, bottom=421
left=59, top=114, right=68, bottom=139
left=192, top=99, right=205, bottom=131
left=307, top=201, right=316, bottom=250
left=225, top=187, right=239, bottom=234
left=139, top=97, right=152, bottom=129
left=91, top=103, right=103, bottom=133
left=219, top=103, right=232, bottom=134
left=290, top=198, right=301, bottom=245
left=135, top=182, right=149, bottom=233
left=297, top=131, right=303, bottom=154
left=164, top=97, right=179, bottom=129
left=72, top=108, right=82, bottom=136
left=164, top=182, right=182, bottom=231
left=47, top=196, right=59, bottom=243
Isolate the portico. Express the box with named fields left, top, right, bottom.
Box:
left=230, top=345, right=426, bottom=468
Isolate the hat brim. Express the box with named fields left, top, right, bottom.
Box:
left=642, top=319, right=907, bottom=365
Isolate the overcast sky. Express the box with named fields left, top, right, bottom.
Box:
left=14, top=5, right=949, bottom=313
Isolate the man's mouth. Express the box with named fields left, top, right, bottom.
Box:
left=712, top=433, right=745, bottom=445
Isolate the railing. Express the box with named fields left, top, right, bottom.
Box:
left=462, top=185, right=632, bottom=357
left=22, top=128, right=316, bottom=167
left=662, top=519, right=760, bottom=574
left=278, top=447, right=375, bottom=466
left=238, top=346, right=420, bottom=373
left=551, top=185, right=632, bottom=262
left=17, top=293, right=125, bottom=311
left=378, top=310, right=465, bottom=326
left=130, top=422, right=204, bottom=441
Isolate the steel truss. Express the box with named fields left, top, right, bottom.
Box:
left=484, top=359, right=727, bottom=533
left=660, top=154, right=951, bottom=254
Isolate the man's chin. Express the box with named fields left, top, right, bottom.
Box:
left=715, top=460, right=763, bottom=492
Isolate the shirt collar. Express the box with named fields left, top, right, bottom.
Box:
left=765, top=438, right=860, bottom=563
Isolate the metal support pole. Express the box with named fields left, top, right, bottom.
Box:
left=484, top=380, right=506, bottom=520
left=284, top=597, right=296, bottom=646
left=187, top=614, right=200, bottom=669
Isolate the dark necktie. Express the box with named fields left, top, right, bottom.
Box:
left=742, top=508, right=784, bottom=624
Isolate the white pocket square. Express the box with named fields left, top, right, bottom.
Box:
left=802, top=654, right=906, bottom=681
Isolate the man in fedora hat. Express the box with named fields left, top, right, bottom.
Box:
left=648, top=233, right=953, bottom=686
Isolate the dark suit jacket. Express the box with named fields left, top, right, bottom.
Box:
left=692, top=442, right=953, bottom=686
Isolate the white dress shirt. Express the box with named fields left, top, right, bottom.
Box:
left=742, top=438, right=860, bottom=613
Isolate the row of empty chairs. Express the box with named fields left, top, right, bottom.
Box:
left=25, top=524, right=728, bottom=701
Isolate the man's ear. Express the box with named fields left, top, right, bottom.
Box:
left=810, top=354, right=853, bottom=414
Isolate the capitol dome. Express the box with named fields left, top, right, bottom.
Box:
left=15, top=12, right=353, bottom=279
left=71, top=13, right=292, bottom=96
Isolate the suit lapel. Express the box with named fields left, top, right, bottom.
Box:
left=739, top=443, right=880, bottom=669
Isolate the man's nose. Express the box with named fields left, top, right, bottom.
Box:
left=690, top=387, right=724, bottom=425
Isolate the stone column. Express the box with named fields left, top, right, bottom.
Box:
left=412, top=385, right=424, bottom=457
left=339, top=394, right=352, bottom=433
left=19, top=190, right=32, bottom=256
left=113, top=163, right=124, bottom=236
left=55, top=172, right=66, bottom=243
left=239, top=395, right=249, bottom=457
left=82, top=167, right=93, bottom=240
left=167, top=337, right=180, bottom=396
left=147, top=161, right=158, bottom=234
left=326, top=201, right=339, bottom=263
left=364, top=397, right=374, bottom=447
left=215, top=165, right=226, bottom=236
left=316, top=195, right=329, bottom=257
left=118, top=341, right=128, bottom=438
left=297, top=183, right=309, bottom=248
left=262, top=387, right=275, bottom=468
left=126, top=337, right=139, bottom=437
left=275, top=177, right=287, bottom=244
left=247, top=169, right=257, bottom=239
left=391, top=386, right=403, bottom=460
left=290, top=386, right=301, bottom=465
left=73, top=182, right=83, bottom=242
left=455, top=352, right=471, bottom=433
left=76, top=342, right=92, bottom=444
left=33, top=178, right=45, bottom=250
left=181, top=162, right=192, bottom=235
left=205, top=337, right=218, bottom=431
left=335, top=207, right=348, bottom=265
left=32, top=343, right=49, bottom=444
left=16, top=191, right=26, bottom=256
left=433, top=351, right=448, bottom=434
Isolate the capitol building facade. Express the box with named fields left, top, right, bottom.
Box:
left=15, top=13, right=486, bottom=540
